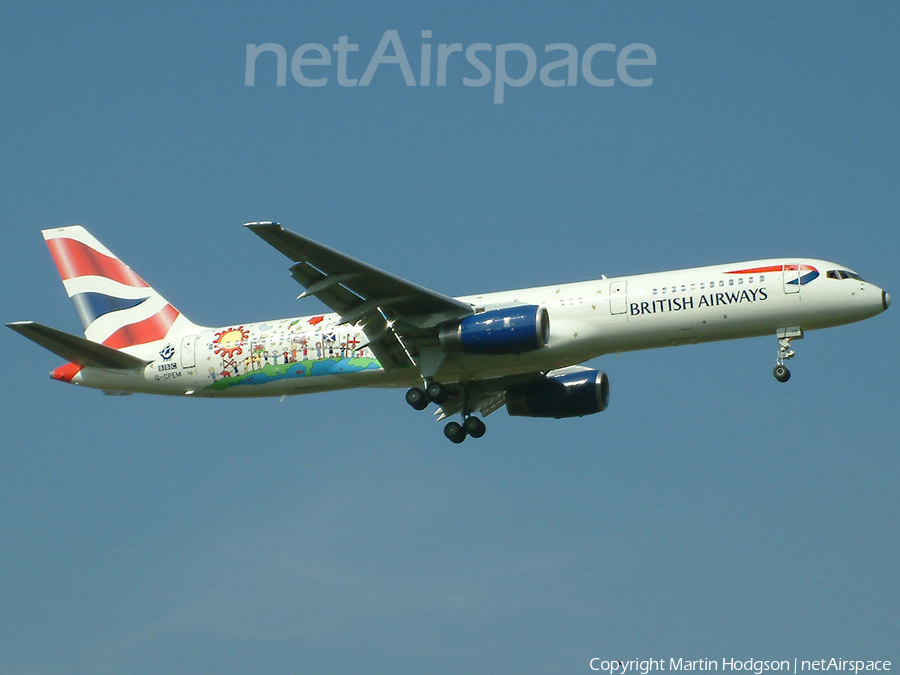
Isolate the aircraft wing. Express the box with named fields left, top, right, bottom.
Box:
left=246, top=222, right=474, bottom=369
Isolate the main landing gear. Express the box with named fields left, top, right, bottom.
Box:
left=405, top=380, right=487, bottom=443
left=404, top=381, right=450, bottom=409
left=773, top=327, right=803, bottom=383
left=443, top=416, right=486, bottom=444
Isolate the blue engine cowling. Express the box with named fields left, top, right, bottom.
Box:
left=439, top=305, right=550, bottom=355
left=506, top=369, right=610, bottom=418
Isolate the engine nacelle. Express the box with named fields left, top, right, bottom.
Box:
left=439, top=305, right=550, bottom=355
left=506, top=369, right=610, bottom=418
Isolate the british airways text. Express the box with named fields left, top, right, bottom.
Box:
left=630, top=288, right=768, bottom=317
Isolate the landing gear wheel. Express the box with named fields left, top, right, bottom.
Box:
left=463, top=416, right=486, bottom=439
left=444, top=421, right=467, bottom=444
left=405, top=387, right=429, bottom=410
left=773, top=365, right=791, bottom=383
left=427, top=382, right=450, bottom=404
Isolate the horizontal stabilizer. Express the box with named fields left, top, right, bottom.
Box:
left=7, top=321, right=150, bottom=371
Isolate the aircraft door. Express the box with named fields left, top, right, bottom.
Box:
left=609, top=281, right=628, bottom=315
left=181, top=334, right=197, bottom=368
left=783, top=264, right=800, bottom=294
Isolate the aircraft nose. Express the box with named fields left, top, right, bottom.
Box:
left=884, top=291, right=891, bottom=311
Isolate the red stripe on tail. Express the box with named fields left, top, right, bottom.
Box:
left=102, top=304, right=179, bottom=349
left=46, top=237, right=149, bottom=287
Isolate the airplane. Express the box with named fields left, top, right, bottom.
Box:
left=7, top=223, right=891, bottom=443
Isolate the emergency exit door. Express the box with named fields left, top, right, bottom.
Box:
left=181, top=334, right=197, bottom=368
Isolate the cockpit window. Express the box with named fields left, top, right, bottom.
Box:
left=827, top=270, right=864, bottom=281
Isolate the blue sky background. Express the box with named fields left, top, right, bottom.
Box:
left=1, top=2, right=897, bottom=674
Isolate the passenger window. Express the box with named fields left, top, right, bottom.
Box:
left=749, top=276, right=754, bottom=283
left=728, top=278, right=734, bottom=286
left=700, top=282, right=705, bottom=289
left=738, top=277, right=744, bottom=285
left=653, top=288, right=658, bottom=295
left=760, top=275, right=765, bottom=282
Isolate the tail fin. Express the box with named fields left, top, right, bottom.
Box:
left=42, top=226, right=200, bottom=348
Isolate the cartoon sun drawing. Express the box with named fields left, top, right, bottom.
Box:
left=213, top=326, right=249, bottom=358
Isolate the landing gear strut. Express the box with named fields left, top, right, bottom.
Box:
left=773, top=327, right=802, bottom=383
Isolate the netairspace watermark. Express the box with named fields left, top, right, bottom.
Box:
left=245, top=29, right=656, bottom=103
left=589, top=659, right=892, bottom=675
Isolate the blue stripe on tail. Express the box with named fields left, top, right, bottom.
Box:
left=71, top=292, right=148, bottom=329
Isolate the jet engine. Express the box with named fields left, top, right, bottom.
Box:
left=439, top=305, right=550, bottom=355
left=506, top=368, right=610, bottom=418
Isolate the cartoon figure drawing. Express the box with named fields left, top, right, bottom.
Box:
left=252, top=343, right=264, bottom=370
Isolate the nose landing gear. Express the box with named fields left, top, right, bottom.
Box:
left=773, top=327, right=803, bottom=383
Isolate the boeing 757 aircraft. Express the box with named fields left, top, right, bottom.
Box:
left=8, top=223, right=890, bottom=442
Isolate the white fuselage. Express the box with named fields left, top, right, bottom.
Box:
left=67, top=258, right=888, bottom=397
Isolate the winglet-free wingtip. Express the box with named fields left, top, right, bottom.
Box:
left=6, top=320, right=35, bottom=333
left=244, top=221, right=281, bottom=231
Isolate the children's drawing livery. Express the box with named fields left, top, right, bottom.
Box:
left=8, top=223, right=890, bottom=443
left=200, top=318, right=381, bottom=393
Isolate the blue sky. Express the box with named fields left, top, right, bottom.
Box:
left=1, top=2, right=897, bottom=674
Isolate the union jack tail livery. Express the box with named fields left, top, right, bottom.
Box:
left=42, top=226, right=199, bottom=351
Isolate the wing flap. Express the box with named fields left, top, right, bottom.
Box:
left=431, top=372, right=546, bottom=420
left=358, top=313, right=417, bottom=370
